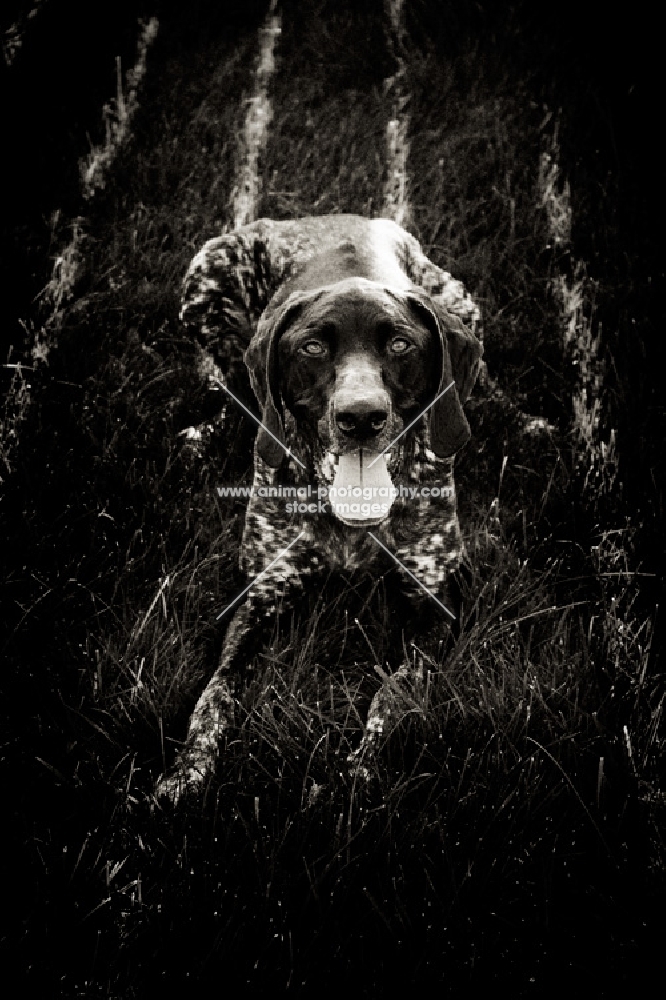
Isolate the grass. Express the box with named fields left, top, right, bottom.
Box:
left=1, top=0, right=663, bottom=994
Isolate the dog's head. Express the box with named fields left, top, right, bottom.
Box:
left=245, top=276, right=482, bottom=522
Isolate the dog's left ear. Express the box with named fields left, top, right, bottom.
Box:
left=406, top=290, right=483, bottom=458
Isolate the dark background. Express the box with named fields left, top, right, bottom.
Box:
left=1, top=2, right=663, bottom=994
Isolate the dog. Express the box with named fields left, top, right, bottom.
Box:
left=156, top=215, right=482, bottom=802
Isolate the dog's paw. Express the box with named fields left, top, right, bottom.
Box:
left=346, top=731, right=381, bottom=788
left=346, top=754, right=374, bottom=786
left=154, top=760, right=210, bottom=809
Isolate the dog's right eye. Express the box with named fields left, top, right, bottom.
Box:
left=299, top=341, right=327, bottom=356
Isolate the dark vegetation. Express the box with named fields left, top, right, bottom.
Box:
left=1, top=0, right=663, bottom=994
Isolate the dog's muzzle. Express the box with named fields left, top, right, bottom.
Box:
left=327, top=358, right=396, bottom=525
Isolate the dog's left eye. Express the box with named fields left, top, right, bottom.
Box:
left=390, top=337, right=412, bottom=355
left=300, top=340, right=326, bottom=356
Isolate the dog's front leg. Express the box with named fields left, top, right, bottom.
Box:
left=348, top=574, right=461, bottom=780
left=155, top=586, right=291, bottom=805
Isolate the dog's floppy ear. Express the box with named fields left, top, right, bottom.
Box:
left=406, top=289, right=483, bottom=457
left=244, top=289, right=320, bottom=467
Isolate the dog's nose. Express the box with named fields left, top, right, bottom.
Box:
left=335, top=406, right=388, bottom=439
left=333, top=354, right=390, bottom=440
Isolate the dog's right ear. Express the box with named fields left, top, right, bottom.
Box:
left=244, top=290, right=317, bottom=467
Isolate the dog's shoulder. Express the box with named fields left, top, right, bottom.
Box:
left=180, top=214, right=481, bottom=356
left=180, top=216, right=407, bottom=326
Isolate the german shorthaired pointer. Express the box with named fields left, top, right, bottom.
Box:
left=156, top=215, right=482, bottom=802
